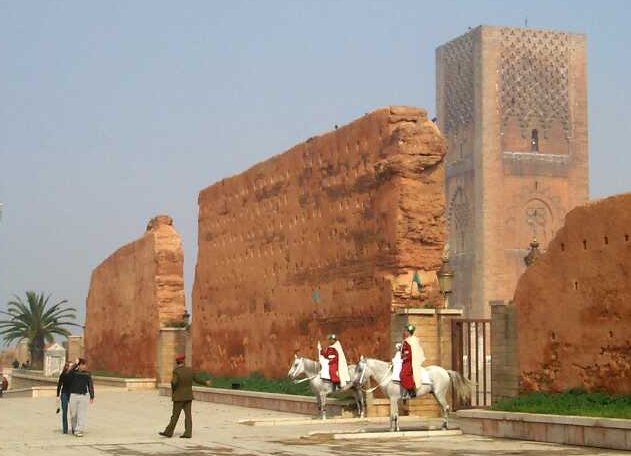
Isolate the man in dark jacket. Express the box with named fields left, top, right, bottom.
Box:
left=0, top=373, right=8, bottom=397
left=159, top=353, right=193, bottom=438
left=68, top=358, right=95, bottom=437
left=56, top=360, right=75, bottom=433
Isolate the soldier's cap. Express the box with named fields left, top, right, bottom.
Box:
left=405, top=324, right=416, bottom=334
left=175, top=353, right=186, bottom=362
left=327, top=334, right=337, bottom=341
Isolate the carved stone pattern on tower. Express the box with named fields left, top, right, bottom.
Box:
left=442, top=33, right=474, bottom=134
left=448, top=186, right=471, bottom=254
left=449, top=186, right=471, bottom=231
left=505, top=184, right=561, bottom=249
left=525, top=202, right=550, bottom=243
left=499, top=28, right=570, bottom=136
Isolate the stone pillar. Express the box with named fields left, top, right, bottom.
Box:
left=157, top=328, right=190, bottom=384
left=44, top=343, right=66, bottom=377
left=490, top=300, right=519, bottom=402
left=16, top=340, right=29, bottom=365
left=67, top=335, right=84, bottom=362
left=390, top=308, right=463, bottom=417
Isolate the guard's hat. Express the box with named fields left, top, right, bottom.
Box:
left=404, top=324, right=416, bottom=334
left=327, top=334, right=337, bottom=341
left=175, top=353, right=186, bottom=362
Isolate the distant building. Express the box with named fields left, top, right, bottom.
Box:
left=436, top=26, right=589, bottom=318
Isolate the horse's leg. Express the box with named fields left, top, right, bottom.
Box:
left=352, top=389, right=359, bottom=418
left=390, top=397, right=400, bottom=432
left=320, top=392, right=327, bottom=420
left=359, top=389, right=366, bottom=418
left=425, top=380, right=450, bottom=430
left=353, top=388, right=365, bottom=418
left=433, top=388, right=450, bottom=429
left=315, top=391, right=322, bottom=418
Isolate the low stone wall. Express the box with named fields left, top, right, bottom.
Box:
left=457, top=409, right=631, bottom=451
left=157, top=384, right=444, bottom=420
left=3, top=386, right=57, bottom=398
left=92, top=376, right=156, bottom=390
left=158, top=384, right=355, bottom=417
left=10, top=370, right=155, bottom=390
left=9, top=371, right=57, bottom=389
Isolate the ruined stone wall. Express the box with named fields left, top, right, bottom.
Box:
left=513, top=193, right=631, bottom=394
left=85, top=215, right=185, bottom=378
left=193, top=106, right=446, bottom=378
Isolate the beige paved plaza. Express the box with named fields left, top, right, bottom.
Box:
left=1, top=390, right=628, bottom=455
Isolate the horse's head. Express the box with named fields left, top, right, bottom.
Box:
left=287, top=353, right=305, bottom=380
left=352, top=355, right=368, bottom=386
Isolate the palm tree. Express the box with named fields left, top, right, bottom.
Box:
left=0, top=291, right=80, bottom=369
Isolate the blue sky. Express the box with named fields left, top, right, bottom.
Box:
left=1, top=1, right=629, bottom=328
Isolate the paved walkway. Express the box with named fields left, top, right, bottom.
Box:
left=1, top=390, right=628, bottom=455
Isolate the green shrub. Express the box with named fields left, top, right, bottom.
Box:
left=492, top=389, right=631, bottom=419
left=192, top=370, right=319, bottom=396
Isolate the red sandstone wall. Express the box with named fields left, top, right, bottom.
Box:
left=513, top=193, right=631, bottom=394
left=192, top=106, right=446, bottom=377
left=85, top=215, right=185, bottom=378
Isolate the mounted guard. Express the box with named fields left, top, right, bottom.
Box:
left=399, top=323, right=429, bottom=398
left=318, top=334, right=350, bottom=391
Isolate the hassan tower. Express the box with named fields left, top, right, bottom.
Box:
left=436, top=26, right=589, bottom=318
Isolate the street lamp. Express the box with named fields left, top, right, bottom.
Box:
left=437, top=254, right=454, bottom=308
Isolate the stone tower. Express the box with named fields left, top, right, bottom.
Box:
left=436, top=26, right=588, bottom=318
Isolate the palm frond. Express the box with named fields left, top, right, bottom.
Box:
left=0, top=291, right=78, bottom=354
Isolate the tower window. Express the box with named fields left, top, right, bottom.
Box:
left=531, top=129, right=539, bottom=152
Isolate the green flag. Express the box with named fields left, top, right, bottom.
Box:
left=412, top=271, right=423, bottom=288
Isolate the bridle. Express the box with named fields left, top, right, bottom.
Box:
left=289, top=356, right=318, bottom=384
left=357, top=358, right=393, bottom=393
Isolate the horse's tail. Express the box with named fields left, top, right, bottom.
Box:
left=447, top=370, right=474, bottom=402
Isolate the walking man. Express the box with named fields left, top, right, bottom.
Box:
left=56, top=360, right=75, bottom=433
left=68, top=358, right=95, bottom=437
left=159, top=353, right=193, bottom=438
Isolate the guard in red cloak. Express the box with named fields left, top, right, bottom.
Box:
left=399, top=323, right=425, bottom=397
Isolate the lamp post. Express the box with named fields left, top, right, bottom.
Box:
left=437, top=254, right=454, bottom=308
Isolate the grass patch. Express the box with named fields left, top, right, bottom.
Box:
left=193, top=371, right=355, bottom=400
left=92, top=370, right=140, bottom=379
left=193, top=371, right=312, bottom=396
left=492, top=389, right=631, bottom=419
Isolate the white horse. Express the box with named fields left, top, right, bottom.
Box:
left=352, top=356, right=473, bottom=431
left=287, top=354, right=367, bottom=419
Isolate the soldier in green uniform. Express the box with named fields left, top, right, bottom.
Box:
left=159, top=353, right=193, bottom=438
